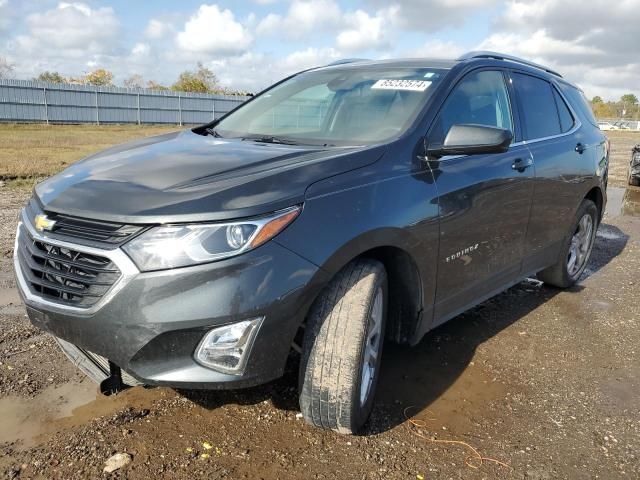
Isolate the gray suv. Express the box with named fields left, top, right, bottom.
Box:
left=14, top=51, right=608, bottom=433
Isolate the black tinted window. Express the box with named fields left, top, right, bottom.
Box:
left=559, top=82, right=598, bottom=127
left=431, top=70, right=513, bottom=144
left=553, top=88, right=574, bottom=133
left=513, top=73, right=561, bottom=140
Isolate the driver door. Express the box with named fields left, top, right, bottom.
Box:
left=428, top=69, right=535, bottom=326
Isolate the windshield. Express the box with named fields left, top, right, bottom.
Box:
left=214, top=66, right=447, bottom=146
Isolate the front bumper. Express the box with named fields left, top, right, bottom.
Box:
left=15, top=212, right=327, bottom=389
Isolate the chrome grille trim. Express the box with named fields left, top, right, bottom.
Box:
left=25, top=199, right=146, bottom=246
left=14, top=208, right=139, bottom=315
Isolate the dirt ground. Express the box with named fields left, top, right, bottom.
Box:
left=0, top=129, right=639, bottom=479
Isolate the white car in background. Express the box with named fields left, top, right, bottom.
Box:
left=597, top=121, right=619, bottom=131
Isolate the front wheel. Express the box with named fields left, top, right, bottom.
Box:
left=537, top=199, right=598, bottom=288
left=299, top=259, right=387, bottom=434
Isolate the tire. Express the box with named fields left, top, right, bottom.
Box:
left=537, top=199, right=598, bottom=288
left=629, top=173, right=640, bottom=187
left=299, top=258, right=387, bottom=434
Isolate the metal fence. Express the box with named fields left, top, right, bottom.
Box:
left=0, top=79, right=249, bottom=125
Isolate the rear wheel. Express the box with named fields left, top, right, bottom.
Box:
left=537, top=199, right=598, bottom=288
left=299, top=259, right=387, bottom=434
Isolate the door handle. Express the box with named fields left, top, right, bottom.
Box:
left=512, top=157, right=533, bottom=172
left=575, top=143, right=586, bottom=154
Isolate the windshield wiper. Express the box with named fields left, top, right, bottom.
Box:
left=242, top=135, right=301, bottom=145
left=204, top=127, right=224, bottom=138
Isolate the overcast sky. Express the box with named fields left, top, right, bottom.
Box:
left=0, top=0, right=637, bottom=100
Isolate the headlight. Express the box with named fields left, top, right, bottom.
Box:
left=123, top=206, right=300, bottom=271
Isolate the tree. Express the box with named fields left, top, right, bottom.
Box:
left=35, top=71, right=67, bottom=83
left=146, top=80, right=169, bottom=91
left=592, top=101, right=616, bottom=119
left=0, top=57, right=14, bottom=79
left=124, top=74, right=144, bottom=89
left=591, top=96, right=603, bottom=104
left=171, top=62, right=219, bottom=93
left=85, top=69, right=114, bottom=86
left=621, top=93, right=638, bottom=105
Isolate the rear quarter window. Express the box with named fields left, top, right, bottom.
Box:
left=558, top=82, right=598, bottom=127
left=552, top=88, right=575, bottom=133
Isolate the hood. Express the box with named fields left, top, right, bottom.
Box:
left=35, top=130, right=385, bottom=223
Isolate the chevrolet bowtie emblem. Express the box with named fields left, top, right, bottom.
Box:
left=34, top=214, right=56, bottom=232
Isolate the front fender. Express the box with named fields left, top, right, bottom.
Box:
left=275, top=161, right=440, bottom=336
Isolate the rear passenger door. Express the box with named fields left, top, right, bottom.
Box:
left=510, top=71, right=591, bottom=273
left=428, top=69, right=534, bottom=326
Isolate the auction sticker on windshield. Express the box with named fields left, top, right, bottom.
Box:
left=371, top=79, right=432, bottom=92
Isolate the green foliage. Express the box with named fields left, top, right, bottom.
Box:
left=592, top=101, right=616, bottom=118
left=171, top=62, right=219, bottom=93
left=621, top=93, right=639, bottom=105
left=35, top=71, right=67, bottom=83
left=590, top=94, right=640, bottom=120
left=84, top=69, right=114, bottom=86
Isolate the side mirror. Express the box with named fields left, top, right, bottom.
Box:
left=427, top=124, right=513, bottom=158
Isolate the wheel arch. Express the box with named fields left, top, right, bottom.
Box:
left=357, top=246, right=423, bottom=344
left=584, top=185, right=604, bottom=222
left=304, top=229, right=426, bottom=346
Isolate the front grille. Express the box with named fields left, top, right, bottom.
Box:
left=17, top=224, right=122, bottom=307
left=25, top=199, right=144, bottom=245
left=47, top=214, right=143, bottom=244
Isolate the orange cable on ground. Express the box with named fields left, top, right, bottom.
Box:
left=403, top=406, right=512, bottom=471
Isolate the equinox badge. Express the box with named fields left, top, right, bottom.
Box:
left=34, top=214, right=56, bottom=232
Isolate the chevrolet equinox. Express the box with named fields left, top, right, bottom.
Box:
left=14, top=52, right=608, bottom=433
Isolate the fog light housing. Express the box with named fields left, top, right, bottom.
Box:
left=194, top=318, right=264, bottom=374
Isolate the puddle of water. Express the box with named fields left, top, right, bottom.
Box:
left=378, top=344, right=506, bottom=434
left=0, top=380, right=166, bottom=449
left=596, top=229, right=623, bottom=240
left=0, top=380, right=97, bottom=448
left=606, top=186, right=640, bottom=218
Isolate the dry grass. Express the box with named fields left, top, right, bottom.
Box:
left=0, top=124, right=179, bottom=186
left=604, top=130, right=640, bottom=187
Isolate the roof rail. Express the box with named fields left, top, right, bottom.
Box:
left=325, top=58, right=369, bottom=67
left=457, top=51, right=562, bottom=78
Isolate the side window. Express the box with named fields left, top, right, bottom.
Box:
left=512, top=73, right=561, bottom=140
left=430, top=70, right=513, bottom=144
left=559, top=82, right=598, bottom=127
left=552, top=87, right=574, bottom=133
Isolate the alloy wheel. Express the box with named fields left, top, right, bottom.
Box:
left=567, top=213, right=594, bottom=277
left=360, top=287, right=383, bottom=406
